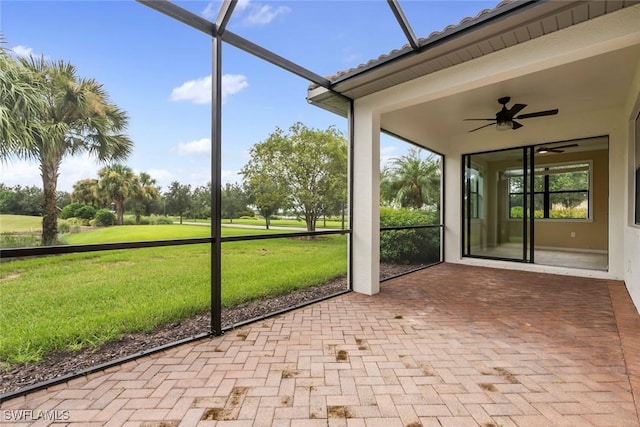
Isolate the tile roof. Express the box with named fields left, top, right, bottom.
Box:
left=314, top=0, right=515, bottom=87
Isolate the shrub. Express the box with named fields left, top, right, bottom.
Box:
left=379, top=207, right=440, bottom=264
left=0, top=233, right=40, bottom=248
left=58, top=220, right=71, bottom=234
left=59, top=202, right=83, bottom=219
left=154, top=216, right=174, bottom=225
left=94, top=209, right=116, bottom=226
left=76, top=205, right=96, bottom=220
left=123, top=217, right=136, bottom=226
left=57, top=220, right=81, bottom=235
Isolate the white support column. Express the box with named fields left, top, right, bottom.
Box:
left=350, top=103, right=380, bottom=295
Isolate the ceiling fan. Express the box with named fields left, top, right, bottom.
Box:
left=536, top=143, right=578, bottom=154
left=464, top=96, right=559, bottom=132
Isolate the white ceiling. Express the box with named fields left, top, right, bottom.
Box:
left=381, top=44, right=640, bottom=143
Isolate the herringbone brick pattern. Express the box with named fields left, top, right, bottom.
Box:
left=2, top=263, right=639, bottom=426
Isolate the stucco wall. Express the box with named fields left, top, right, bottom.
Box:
left=623, top=56, right=640, bottom=313
left=348, top=4, right=640, bottom=300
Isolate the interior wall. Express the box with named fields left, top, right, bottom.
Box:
left=533, top=148, right=608, bottom=251
left=445, top=107, right=625, bottom=280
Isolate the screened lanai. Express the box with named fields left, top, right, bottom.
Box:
left=1, top=0, right=639, bottom=408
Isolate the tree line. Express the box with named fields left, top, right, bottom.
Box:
left=2, top=43, right=440, bottom=246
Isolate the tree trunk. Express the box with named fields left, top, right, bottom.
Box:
left=41, top=161, right=60, bottom=246
left=305, top=212, right=315, bottom=232
left=115, top=198, right=125, bottom=225
left=265, top=215, right=270, bottom=229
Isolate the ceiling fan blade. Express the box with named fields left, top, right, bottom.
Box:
left=550, top=143, right=578, bottom=150
left=463, top=118, right=495, bottom=121
left=509, top=103, right=527, bottom=116
left=516, top=109, right=559, bottom=119
left=511, top=121, right=523, bottom=130
left=467, top=122, right=496, bottom=133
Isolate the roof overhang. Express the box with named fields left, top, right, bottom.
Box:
left=308, top=0, right=640, bottom=117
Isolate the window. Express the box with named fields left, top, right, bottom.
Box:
left=468, top=167, right=483, bottom=219
left=509, top=162, right=590, bottom=219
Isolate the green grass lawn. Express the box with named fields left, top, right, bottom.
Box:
left=222, top=217, right=345, bottom=229
left=0, top=225, right=347, bottom=366
left=63, top=224, right=213, bottom=244
left=0, top=214, right=42, bottom=233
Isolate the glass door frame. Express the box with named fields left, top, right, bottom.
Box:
left=462, top=145, right=535, bottom=263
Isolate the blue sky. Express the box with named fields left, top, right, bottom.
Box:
left=1, top=0, right=497, bottom=192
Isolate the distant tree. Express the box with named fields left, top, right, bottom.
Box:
left=548, top=171, right=588, bottom=209
left=241, top=122, right=347, bottom=232
left=131, top=172, right=160, bottom=224
left=381, top=147, right=441, bottom=211
left=0, top=184, right=20, bottom=214
left=191, top=182, right=211, bottom=219
left=164, top=181, right=191, bottom=224
left=241, top=135, right=289, bottom=230
left=0, top=51, right=133, bottom=244
left=0, top=184, right=43, bottom=216
left=72, top=179, right=100, bottom=207
left=221, top=183, right=247, bottom=223
left=97, top=164, right=137, bottom=225
left=56, top=190, right=72, bottom=210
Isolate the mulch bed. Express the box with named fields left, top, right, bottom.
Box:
left=1, top=263, right=425, bottom=397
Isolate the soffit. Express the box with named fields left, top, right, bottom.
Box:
left=308, top=0, right=639, bottom=111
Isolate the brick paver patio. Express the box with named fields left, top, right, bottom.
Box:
left=2, top=263, right=639, bottom=426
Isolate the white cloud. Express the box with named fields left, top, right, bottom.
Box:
left=170, top=74, right=248, bottom=105
left=244, top=4, right=290, bottom=26
left=202, top=0, right=262, bottom=21
left=201, top=2, right=217, bottom=19
left=380, top=145, right=399, bottom=169
left=222, top=169, right=242, bottom=185
left=176, top=138, right=211, bottom=156
left=144, top=168, right=174, bottom=191
left=222, top=74, right=249, bottom=101
left=236, top=0, right=251, bottom=11
left=0, top=154, right=103, bottom=192
left=170, top=76, right=212, bottom=105
left=11, top=45, right=34, bottom=57
left=0, top=160, right=41, bottom=187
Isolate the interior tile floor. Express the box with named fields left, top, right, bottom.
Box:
left=1, top=263, right=638, bottom=426
left=471, top=244, right=608, bottom=271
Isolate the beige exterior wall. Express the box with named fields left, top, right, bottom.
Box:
left=623, top=55, right=640, bottom=313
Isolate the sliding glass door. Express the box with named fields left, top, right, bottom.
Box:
left=463, top=147, right=534, bottom=262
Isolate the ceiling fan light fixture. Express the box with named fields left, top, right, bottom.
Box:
left=496, top=120, right=512, bottom=131
left=537, top=147, right=549, bottom=154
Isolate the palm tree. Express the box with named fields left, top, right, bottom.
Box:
left=132, top=172, right=160, bottom=224
left=0, top=45, right=43, bottom=163
left=1, top=53, right=133, bottom=245
left=97, top=164, right=137, bottom=226
left=381, top=147, right=441, bottom=210
left=72, top=179, right=100, bottom=207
